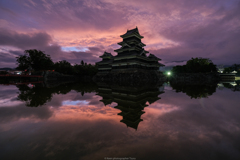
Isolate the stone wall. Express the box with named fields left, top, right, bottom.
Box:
left=43, top=71, right=77, bottom=82
left=93, top=69, right=166, bottom=86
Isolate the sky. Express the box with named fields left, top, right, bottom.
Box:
left=0, top=0, right=240, bottom=68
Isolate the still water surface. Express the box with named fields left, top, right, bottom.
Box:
left=0, top=82, right=240, bottom=160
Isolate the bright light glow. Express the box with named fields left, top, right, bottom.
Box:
left=230, top=82, right=237, bottom=86
left=167, top=72, right=171, bottom=75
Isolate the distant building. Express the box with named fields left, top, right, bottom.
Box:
left=96, top=27, right=164, bottom=75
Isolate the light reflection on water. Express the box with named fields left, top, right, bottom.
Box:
left=0, top=82, right=240, bottom=160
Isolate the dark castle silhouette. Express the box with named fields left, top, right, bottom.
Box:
left=96, top=82, right=164, bottom=130
left=96, top=27, right=164, bottom=76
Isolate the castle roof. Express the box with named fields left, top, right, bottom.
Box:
left=100, top=51, right=113, bottom=59
left=159, top=62, right=165, bottom=66
left=148, top=54, right=161, bottom=61
left=120, top=27, right=144, bottom=39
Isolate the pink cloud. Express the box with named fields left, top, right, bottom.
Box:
left=0, top=0, right=239, bottom=67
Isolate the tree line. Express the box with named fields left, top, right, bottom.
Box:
left=16, top=49, right=97, bottom=76
left=172, top=57, right=218, bottom=73
left=223, top=64, right=240, bottom=74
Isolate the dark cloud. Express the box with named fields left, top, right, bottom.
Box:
left=0, top=0, right=240, bottom=67
left=0, top=28, right=104, bottom=67
left=153, top=2, right=240, bottom=65
left=0, top=0, right=128, bottom=31
left=0, top=28, right=52, bottom=49
left=0, top=52, right=16, bottom=63
left=88, top=46, right=104, bottom=53
left=0, top=28, right=58, bottom=67
left=0, top=5, right=18, bottom=17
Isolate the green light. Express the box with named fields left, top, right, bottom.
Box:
left=167, top=72, right=171, bottom=75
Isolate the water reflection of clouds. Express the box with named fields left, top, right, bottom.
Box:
left=143, top=89, right=240, bottom=139
left=0, top=85, right=54, bottom=123
left=0, top=96, right=23, bottom=107
left=0, top=104, right=54, bottom=123
left=54, top=105, right=121, bottom=121
left=0, top=85, right=22, bottom=107
left=1, top=84, right=240, bottom=159
left=0, top=86, right=108, bottom=124
left=42, top=92, right=98, bottom=108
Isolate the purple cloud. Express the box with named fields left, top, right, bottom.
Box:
left=0, top=0, right=240, bottom=67
left=0, top=29, right=103, bottom=67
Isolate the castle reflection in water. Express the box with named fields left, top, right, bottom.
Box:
left=3, top=78, right=238, bottom=130
left=96, top=82, right=164, bottom=130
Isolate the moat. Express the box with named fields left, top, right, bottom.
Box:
left=0, top=81, right=240, bottom=160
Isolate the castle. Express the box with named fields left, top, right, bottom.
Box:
left=95, top=27, right=165, bottom=82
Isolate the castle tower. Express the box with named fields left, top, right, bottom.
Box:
left=112, top=27, right=164, bottom=71
left=96, top=51, right=113, bottom=75
left=95, top=27, right=165, bottom=82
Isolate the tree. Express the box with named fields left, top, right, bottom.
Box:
left=73, top=63, right=97, bottom=76
left=223, top=67, right=231, bottom=73
left=54, top=60, right=74, bottom=75
left=172, top=57, right=217, bottom=73
left=186, top=57, right=217, bottom=73
left=16, top=49, right=54, bottom=71
left=81, top=60, right=84, bottom=66
left=232, top=64, right=239, bottom=71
